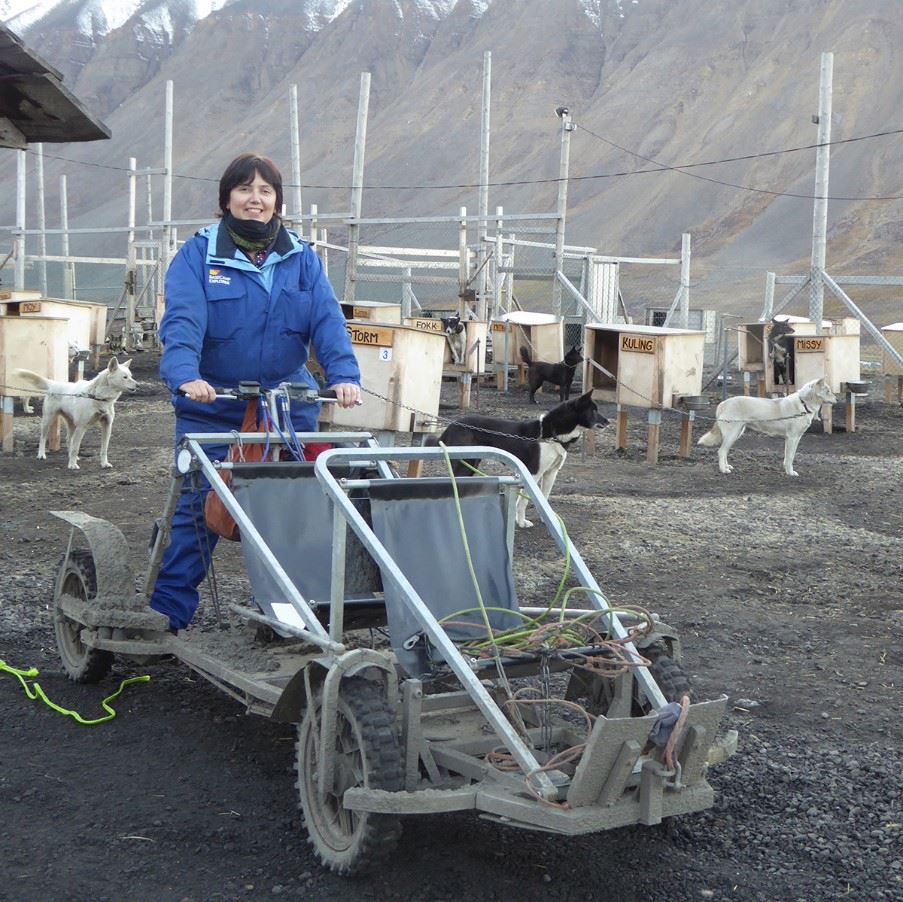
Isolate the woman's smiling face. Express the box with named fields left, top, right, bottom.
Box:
left=227, top=171, right=276, bottom=222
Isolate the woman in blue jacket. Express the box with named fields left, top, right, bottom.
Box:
left=150, top=152, right=361, bottom=632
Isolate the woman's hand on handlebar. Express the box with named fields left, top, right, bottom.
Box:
left=178, top=379, right=218, bottom=404
left=330, top=383, right=361, bottom=408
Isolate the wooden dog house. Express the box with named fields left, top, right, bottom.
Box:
left=340, top=300, right=401, bottom=325
left=318, top=322, right=444, bottom=435
left=881, top=323, right=903, bottom=402
left=738, top=316, right=860, bottom=396
left=0, top=314, right=70, bottom=452
left=583, top=323, right=705, bottom=464
left=491, top=313, right=563, bottom=367
left=404, top=318, right=488, bottom=376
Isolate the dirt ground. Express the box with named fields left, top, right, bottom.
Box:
left=0, top=350, right=900, bottom=902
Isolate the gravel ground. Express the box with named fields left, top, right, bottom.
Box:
left=0, top=351, right=900, bottom=902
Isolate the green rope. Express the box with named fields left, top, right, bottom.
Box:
left=0, top=658, right=149, bottom=725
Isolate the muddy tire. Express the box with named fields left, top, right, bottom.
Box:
left=54, top=550, right=114, bottom=684
left=641, top=643, right=692, bottom=706
left=296, top=676, right=404, bottom=875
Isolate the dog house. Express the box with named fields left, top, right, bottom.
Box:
left=738, top=316, right=860, bottom=396
left=340, top=300, right=401, bottom=325
left=403, top=318, right=488, bottom=375
left=583, top=323, right=705, bottom=464
left=5, top=296, right=108, bottom=358
left=881, top=322, right=903, bottom=402
left=491, top=312, right=563, bottom=367
left=318, top=322, right=444, bottom=435
left=0, top=314, right=70, bottom=452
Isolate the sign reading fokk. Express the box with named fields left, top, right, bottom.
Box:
left=346, top=323, right=395, bottom=348
left=795, top=337, right=825, bottom=353
left=409, top=318, right=444, bottom=332
left=620, top=334, right=656, bottom=354
left=351, top=306, right=372, bottom=319
left=491, top=322, right=508, bottom=333
left=19, top=301, right=43, bottom=313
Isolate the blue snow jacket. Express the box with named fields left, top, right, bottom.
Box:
left=160, top=221, right=359, bottom=404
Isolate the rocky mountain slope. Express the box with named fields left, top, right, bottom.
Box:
left=1, top=0, right=901, bottom=311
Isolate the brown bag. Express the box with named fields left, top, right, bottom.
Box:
left=204, top=400, right=263, bottom=542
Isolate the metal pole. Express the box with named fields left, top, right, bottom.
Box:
left=679, top=231, right=691, bottom=328
left=60, top=175, right=74, bottom=298
left=458, top=205, right=468, bottom=296
left=344, top=71, right=371, bottom=303
left=494, top=205, right=504, bottom=319
left=809, top=51, right=833, bottom=326
left=477, top=50, right=491, bottom=321
left=127, top=157, right=138, bottom=344
left=161, top=80, right=174, bottom=279
left=763, top=270, right=776, bottom=320
left=15, top=150, right=26, bottom=290
left=552, top=107, right=574, bottom=315
left=289, top=84, right=303, bottom=231
left=35, top=143, right=47, bottom=296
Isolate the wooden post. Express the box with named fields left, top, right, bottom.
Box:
left=678, top=411, right=695, bottom=457
left=646, top=409, right=661, bottom=465
left=743, top=371, right=751, bottom=396
left=757, top=377, right=766, bottom=398
left=583, top=427, right=596, bottom=457
left=344, top=72, right=371, bottom=303
left=884, top=376, right=903, bottom=403
left=615, top=407, right=629, bottom=450
left=458, top=373, right=472, bottom=410
left=821, top=402, right=833, bottom=434
left=48, top=417, right=61, bottom=452
left=845, top=393, right=856, bottom=433
left=1, top=397, right=13, bottom=453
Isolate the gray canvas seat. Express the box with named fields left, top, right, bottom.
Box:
left=229, top=466, right=520, bottom=676
left=366, top=477, right=521, bottom=677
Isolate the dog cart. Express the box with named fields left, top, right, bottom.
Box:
left=49, top=383, right=738, bottom=874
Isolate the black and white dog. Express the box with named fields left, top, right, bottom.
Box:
left=431, top=390, right=608, bottom=527
left=767, top=317, right=795, bottom=387
left=442, top=313, right=467, bottom=365
left=520, top=344, right=583, bottom=404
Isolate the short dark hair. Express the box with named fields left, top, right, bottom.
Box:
left=218, top=153, right=283, bottom=215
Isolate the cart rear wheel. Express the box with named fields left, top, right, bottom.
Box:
left=640, top=643, right=692, bottom=708
left=54, top=550, right=114, bottom=684
left=296, top=676, right=403, bottom=874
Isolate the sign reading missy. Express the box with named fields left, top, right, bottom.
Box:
left=795, top=337, right=825, bottom=353
left=620, top=334, right=657, bottom=354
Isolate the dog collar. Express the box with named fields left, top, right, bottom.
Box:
left=800, top=398, right=812, bottom=415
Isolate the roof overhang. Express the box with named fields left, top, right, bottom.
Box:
left=0, top=24, right=111, bottom=148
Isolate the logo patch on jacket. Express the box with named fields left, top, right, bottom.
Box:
left=208, top=268, right=231, bottom=286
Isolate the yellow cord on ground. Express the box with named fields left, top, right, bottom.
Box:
left=0, top=659, right=149, bottom=725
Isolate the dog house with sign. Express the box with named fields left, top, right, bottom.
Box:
left=738, top=316, right=860, bottom=395
left=881, top=322, right=903, bottom=402
left=491, top=312, right=563, bottom=368
left=340, top=300, right=401, bottom=325
left=0, top=314, right=70, bottom=452
left=318, top=322, right=444, bottom=436
left=583, top=323, right=705, bottom=464
left=404, top=317, right=488, bottom=376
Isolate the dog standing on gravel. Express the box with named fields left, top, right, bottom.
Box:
left=430, top=390, right=608, bottom=527
left=520, top=344, right=583, bottom=404
left=13, top=357, right=138, bottom=470
left=697, top=377, right=836, bottom=476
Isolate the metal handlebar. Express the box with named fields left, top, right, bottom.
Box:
left=180, top=381, right=360, bottom=405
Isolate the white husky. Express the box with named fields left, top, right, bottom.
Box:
left=14, top=358, right=138, bottom=469
left=697, top=377, right=837, bottom=476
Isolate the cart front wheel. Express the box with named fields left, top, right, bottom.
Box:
left=296, top=676, right=403, bottom=874
left=54, top=550, right=114, bottom=683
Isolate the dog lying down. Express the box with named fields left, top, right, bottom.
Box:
left=697, top=377, right=837, bottom=476
left=430, top=390, right=608, bottom=527
left=13, top=357, right=138, bottom=470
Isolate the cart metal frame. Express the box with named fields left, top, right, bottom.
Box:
left=51, top=420, right=737, bottom=873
